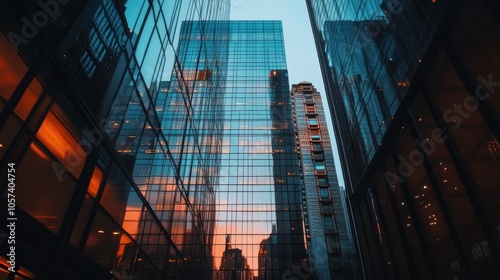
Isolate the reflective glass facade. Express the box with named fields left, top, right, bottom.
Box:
left=307, top=0, right=500, bottom=278
left=208, top=21, right=307, bottom=279
left=0, top=0, right=229, bottom=279
left=291, top=82, right=359, bottom=279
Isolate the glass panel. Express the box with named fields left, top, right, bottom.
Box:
left=0, top=33, right=28, bottom=106
left=317, top=177, right=328, bottom=186
left=88, top=166, right=103, bottom=197
left=70, top=194, right=95, bottom=247
left=412, top=94, right=495, bottom=274
left=319, top=188, right=330, bottom=200
left=36, top=110, right=85, bottom=179
left=14, top=78, right=44, bottom=120
left=397, top=130, right=462, bottom=278
left=374, top=171, right=412, bottom=279
left=430, top=53, right=500, bottom=243
left=84, top=209, right=123, bottom=269
left=448, top=1, right=500, bottom=115
left=324, top=216, right=335, bottom=232
left=385, top=150, right=430, bottom=275
left=15, top=142, right=77, bottom=233
left=0, top=116, right=22, bottom=160
left=314, top=161, right=325, bottom=170
left=100, top=164, right=134, bottom=224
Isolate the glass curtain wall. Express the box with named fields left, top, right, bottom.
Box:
left=307, top=0, right=500, bottom=278
left=0, top=0, right=229, bottom=279
left=169, top=20, right=307, bottom=279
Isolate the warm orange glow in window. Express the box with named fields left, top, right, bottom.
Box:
left=122, top=206, right=142, bottom=237
left=14, top=78, right=44, bottom=120
left=197, top=69, right=212, bottom=81
left=36, top=111, right=85, bottom=178
left=88, top=167, right=103, bottom=197
left=30, top=142, right=49, bottom=160
left=0, top=33, right=28, bottom=102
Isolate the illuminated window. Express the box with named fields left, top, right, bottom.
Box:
left=14, top=78, right=44, bottom=120
left=307, top=117, right=318, bottom=126
left=312, top=143, right=322, bottom=151
left=36, top=109, right=85, bottom=179
left=88, top=167, right=104, bottom=197
left=314, top=161, right=325, bottom=170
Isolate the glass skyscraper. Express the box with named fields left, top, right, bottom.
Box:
left=209, top=20, right=307, bottom=278
left=291, top=81, right=359, bottom=279
left=0, top=0, right=229, bottom=279
left=307, top=0, right=500, bottom=278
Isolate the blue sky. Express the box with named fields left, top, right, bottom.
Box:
left=231, top=0, right=346, bottom=188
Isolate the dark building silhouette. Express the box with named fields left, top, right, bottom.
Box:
left=218, top=235, right=254, bottom=280
left=269, top=70, right=308, bottom=276
left=258, top=224, right=278, bottom=280
left=307, top=0, right=500, bottom=278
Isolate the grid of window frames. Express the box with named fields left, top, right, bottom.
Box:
left=174, top=21, right=307, bottom=278
left=306, top=0, right=448, bottom=191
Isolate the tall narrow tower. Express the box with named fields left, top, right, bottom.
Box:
left=291, top=81, right=359, bottom=279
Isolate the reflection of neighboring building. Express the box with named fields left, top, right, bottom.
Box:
left=269, top=70, right=308, bottom=277
left=258, top=224, right=278, bottom=280
left=218, top=236, right=254, bottom=280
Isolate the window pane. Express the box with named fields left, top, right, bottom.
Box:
left=15, top=142, right=77, bottom=233
left=100, top=164, right=134, bottom=224
left=319, top=188, right=330, bottom=199
left=14, top=78, right=44, bottom=120
left=317, top=177, right=328, bottom=186
left=88, top=166, right=103, bottom=197
left=311, top=135, right=321, bottom=141
left=70, top=195, right=95, bottom=247
left=84, top=209, right=123, bottom=269
left=0, top=33, right=28, bottom=106
left=36, top=110, right=85, bottom=179
left=314, top=161, right=325, bottom=170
